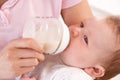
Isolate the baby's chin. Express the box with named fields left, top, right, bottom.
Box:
left=59, top=54, right=87, bottom=68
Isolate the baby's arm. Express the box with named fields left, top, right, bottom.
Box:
left=20, top=74, right=36, bottom=80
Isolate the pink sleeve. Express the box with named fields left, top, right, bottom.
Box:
left=62, top=0, right=82, bottom=9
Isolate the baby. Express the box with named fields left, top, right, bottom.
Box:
left=20, top=15, right=120, bottom=80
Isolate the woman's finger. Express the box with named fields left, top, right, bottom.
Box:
left=9, top=48, right=45, bottom=61
left=6, top=38, right=44, bottom=53
left=16, top=58, right=39, bottom=67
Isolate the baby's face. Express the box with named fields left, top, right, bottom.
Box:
left=60, top=17, right=117, bottom=68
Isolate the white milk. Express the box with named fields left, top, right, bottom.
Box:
left=35, top=30, right=61, bottom=54
left=23, top=17, right=70, bottom=55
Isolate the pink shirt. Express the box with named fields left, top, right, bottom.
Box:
left=0, top=0, right=81, bottom=50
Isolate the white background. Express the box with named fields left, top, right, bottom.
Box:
left=88, top=0, right=120, bottom=16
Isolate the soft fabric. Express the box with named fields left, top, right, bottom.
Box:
left=0, top=0, right=81, bottom=50
left=41, top=65, right=93, bottom=80
left=31, top=55, right=94, bottom=80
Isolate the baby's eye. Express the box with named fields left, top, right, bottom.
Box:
left=80, top=22, right=84, bottom=28
left=84, top=35, right=88, bottom=45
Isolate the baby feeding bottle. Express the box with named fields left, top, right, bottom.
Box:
left=23, top=17, right=70, bottom=55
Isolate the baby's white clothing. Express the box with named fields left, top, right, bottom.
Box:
left=31, top=55, right=94, bottom=80
left=40, top=65, right=93, bottom=80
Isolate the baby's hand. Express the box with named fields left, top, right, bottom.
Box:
left=20, top=74, right=36, bottom=80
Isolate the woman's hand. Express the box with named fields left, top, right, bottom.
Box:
left=0, top=38, right=45, bottom=79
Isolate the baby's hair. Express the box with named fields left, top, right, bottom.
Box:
left=0, top=0, right=7, bottom=7
left=96, top=15, right=120, bottom=80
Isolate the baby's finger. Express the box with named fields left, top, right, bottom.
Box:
left=30, top=77, right=36, bottom=80
left=21, top=74, right=29, bottom=78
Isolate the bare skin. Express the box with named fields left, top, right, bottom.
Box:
left=0, top=0, right=93, bottom=79
left=61, top=0, right=93, bottom=26
left=0, top=1, right=44, bottom=79
left=0, top=38, right=45, bottom=79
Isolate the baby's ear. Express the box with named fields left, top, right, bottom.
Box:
left=84, top=65, right=105, bottom=78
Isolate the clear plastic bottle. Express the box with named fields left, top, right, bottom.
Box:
left=23, top=17, right=70, bottom=55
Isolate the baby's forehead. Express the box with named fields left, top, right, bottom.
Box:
left=84, top=16, right=104, bottom=20
left=83, top=16, right=106, bottom=25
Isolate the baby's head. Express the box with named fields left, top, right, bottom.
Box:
left=96, top=16, right=120, bottom=80
left=60, top=16, right=120, bottom=79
